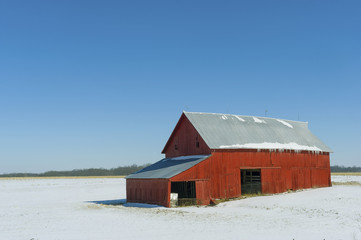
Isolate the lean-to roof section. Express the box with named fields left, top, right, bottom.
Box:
left=126, top=155, right=210, bottom=179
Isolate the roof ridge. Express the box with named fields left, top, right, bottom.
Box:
left=183, top=111, right=307, bottom=124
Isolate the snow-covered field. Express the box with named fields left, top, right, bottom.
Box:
left=1, top=176, right=361, bottom=240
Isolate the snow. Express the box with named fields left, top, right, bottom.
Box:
left=253, top=117, right=266, bottom=123
left=331, top=175, right=361, bottom=184
left=219, top=142, right=322, bottom=152
left=235, top=115, right=245, bottom=122
left=277, top=119, right=293, bottom=128
left=1, top=176, right=361, bottom=240
left=221, top=115, right=228, bottom=120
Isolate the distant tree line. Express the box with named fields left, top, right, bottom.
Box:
left=1, top=164, right=360, bottom=178
left=330, top=165, right=361, bottom=172
left=0, top=164, right=150, bottom=178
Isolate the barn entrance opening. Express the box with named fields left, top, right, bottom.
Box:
left=241, top=169, right=261, bottom=194
left=171, top=181, right=196, bottom=206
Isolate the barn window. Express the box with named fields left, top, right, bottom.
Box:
left=196, top=136, right=200, bottom=148
left=241, top=169, right=261, bottom=194
left=171, top=181, right=196, bottom=206
left=175, top=144, right=178, bottom=150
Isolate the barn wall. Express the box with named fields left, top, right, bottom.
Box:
left=170, top=150, right=331, bottom=205
left=126, top=179, right=170, bottom=207
left=162, top=115, right=211, bottom=158
left=170, top=156, right=213, bottom=205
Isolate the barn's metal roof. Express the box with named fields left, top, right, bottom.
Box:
left=184, top=112, right=332, bottom=153
left=126, top=155, right=210, bottom=179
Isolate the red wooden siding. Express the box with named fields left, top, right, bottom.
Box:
left=126, top=179, right=170, bottom=207
left=127, top=150, right=331, bottom=207
left=162, top=114, right=211, bottom=158
left=195, top=180, right=210, bottom=205
left=169, top=150, right=330, bottom=206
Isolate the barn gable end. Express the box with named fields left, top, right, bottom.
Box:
left=162, top=113, right=211, bottom=158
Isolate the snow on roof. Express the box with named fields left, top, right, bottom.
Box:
left=276, top=119, right=293, bottom=128
left=219, top=142, right=322, bottom=152
left=235, top=115, right=245, bottom=122
left=253, top=117, right=266, bottom=123
left=221, top=115, right=228, bottom=120
left=182, top=112, right=332, bottom=153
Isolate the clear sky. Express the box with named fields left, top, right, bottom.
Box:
left=1, top=0, right=360, bottom=173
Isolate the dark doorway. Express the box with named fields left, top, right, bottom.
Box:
left=171, top=181, right=196, bottom=206
left=241, top=169, right=261, bottom=194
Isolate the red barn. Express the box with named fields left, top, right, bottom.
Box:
left=126, top=112, right=332, bottom=207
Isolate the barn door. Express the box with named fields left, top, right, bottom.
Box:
left=171, top=181, right=196, bottom=206
left=240, top=169, right=261, bottom=194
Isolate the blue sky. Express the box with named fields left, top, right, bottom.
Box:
left=0, top=0, right=360, bottom=173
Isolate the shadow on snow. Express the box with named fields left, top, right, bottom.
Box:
left=87, top=199, right=163, bottom=208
